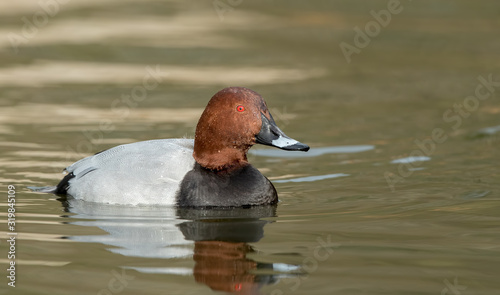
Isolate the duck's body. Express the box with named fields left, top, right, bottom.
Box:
left=50, top=87, right=309, bottom=207
left=56, top=138, right=277, bottom=206
left=57, top=139, right=195, bottom=205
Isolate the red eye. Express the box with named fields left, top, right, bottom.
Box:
left=236, top=105, right=245, bottom=112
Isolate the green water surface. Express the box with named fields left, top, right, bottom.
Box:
left=0, top=1, right=499, bottom=294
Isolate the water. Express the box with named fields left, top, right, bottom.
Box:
left=1, top=1, right=500, bottom=294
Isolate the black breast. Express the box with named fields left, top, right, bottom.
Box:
left=176, top=163, right=278, bottom=207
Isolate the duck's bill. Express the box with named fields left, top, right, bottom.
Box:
left=256, top=113, right=310, bottom=152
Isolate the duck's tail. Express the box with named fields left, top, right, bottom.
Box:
left=28, top=171, right=75, bottom=195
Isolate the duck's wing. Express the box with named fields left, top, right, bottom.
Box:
left=59, top=138, right=196, bottom=205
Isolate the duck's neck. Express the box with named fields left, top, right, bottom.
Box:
left=193, top=143, right=250, bottom=172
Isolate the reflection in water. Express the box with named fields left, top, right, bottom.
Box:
left=62, top=199, right=300, bottom=294
left=63, top=199, right=191, bottom=259
left=0, top=61, right=326, bottom=87
left=178, top=207, right=281, bottom=294
left=250, top=145, right=375, bottom=158
left=390, top=156, right=431, bottom=164
left=273, top=173, right=349, bottom=183
left=191, top=241, right=259, bottom=294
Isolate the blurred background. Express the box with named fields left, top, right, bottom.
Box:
left=0, top=1, right=499, bottom=294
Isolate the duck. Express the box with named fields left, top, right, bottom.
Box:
left=49, top=87, right=309, bottom=207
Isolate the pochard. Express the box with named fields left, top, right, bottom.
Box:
left=50, top=87, right=309, bottom=207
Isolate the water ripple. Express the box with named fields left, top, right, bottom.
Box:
left=274, top=173, right=349, bottom=183
left=390, top=156, right=431, bottom=164
left=250, top=145, right=374, bottom=158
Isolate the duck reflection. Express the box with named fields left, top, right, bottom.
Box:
left=61, top=199, right=296, bottom=294
left=177, top=206, right=279, bottom=294
left=192, top=241, right=257, bottom=292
